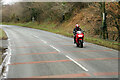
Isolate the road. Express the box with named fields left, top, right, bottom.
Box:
left=1, top=25, right=119, bottom=78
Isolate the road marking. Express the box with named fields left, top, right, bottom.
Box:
left=9, top=57, right=119, bottom=65
left=51, top=40, right=68, bottom=42
left=65, top=55, right=88, bottom=71
left=28, top=72, right=119, bottom=78
left=93, top=72, right=120, bottom=76
left=34, top=35, right=39, bottom=38
left=13, top=44, right=113, bottom=53
left=49, top=45, right=60, bottom=52
left=9, top=59, right=70, bottom=65
left=17, top=52, right=58, bottom=55
left=13, top=41, right=42, bottom=43
left=23, top=41, right=42, bottom=43
left=33, top=36, right=47, bottom=44
left=15, top=45, right=49, bottom=48
left=28, top=73, right=91, bottom=78
left=9, top=58, right=120, bottom=65
left=41, top=40, right=47, bottom=44
left=65, top=49, right=113, bottom=53
left=77, top=57, right=120, bottom=61
left=1, top=30, right=12, bottom=78
left=5, top=40, right=12, bottom=78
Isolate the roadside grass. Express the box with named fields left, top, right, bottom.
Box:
left=0, top=29, right=8, bottom=64
left=0, top=29, right=8, bottom=40
left=84, top=37, right=119, bottom=50
left=3, top=22, right=119, bottom=51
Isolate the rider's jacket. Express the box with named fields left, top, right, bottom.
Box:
left=73, top=27, right=82, bottom=35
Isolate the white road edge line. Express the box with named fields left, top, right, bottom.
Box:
left=0, top=29, right=12, bottom=79
left=49, top=45, right=60, bottom=52
left=65, top=55, right=88, bottom=71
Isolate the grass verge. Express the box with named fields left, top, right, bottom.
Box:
left=0, top=28, right=8, bottom=40
left=3, top=22, right=120, bottom=51
left=0, top=28, right=8, bottom=64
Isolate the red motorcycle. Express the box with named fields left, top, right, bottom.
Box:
left=75, top=31, right=84, bottom=48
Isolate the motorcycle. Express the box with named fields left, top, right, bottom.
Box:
left=75, top=31, right=84, bottom=48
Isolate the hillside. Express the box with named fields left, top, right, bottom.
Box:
left=1, top=2, right=120, bottom=50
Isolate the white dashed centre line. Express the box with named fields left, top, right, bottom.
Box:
left=33, top=35, right=88, bottom=72
left=34, top=35, right=39, bottom=38
left=49, top=45, right=60, bottom=52
left=66, top=55, right=88, bottom=71
left=41, top=40, right=47, bottom=44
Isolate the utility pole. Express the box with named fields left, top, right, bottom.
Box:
left=102, top=1, right=107, bottom=39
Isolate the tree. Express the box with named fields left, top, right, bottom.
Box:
left=99, top=2, right=108, bottom=39
left=106, top=2, right=120, bottom=41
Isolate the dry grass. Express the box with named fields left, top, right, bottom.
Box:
left=0, top=29, right=8, bottom=40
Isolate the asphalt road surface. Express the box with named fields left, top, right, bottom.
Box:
left=1, top=25, right=119, bottom=78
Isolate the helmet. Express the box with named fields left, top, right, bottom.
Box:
left=76, top=24, right=80, bottom=28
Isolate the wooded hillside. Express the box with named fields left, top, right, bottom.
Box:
left=1, top=2, right=120, bottom=41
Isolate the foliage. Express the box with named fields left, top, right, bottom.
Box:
left=0, top=28, right=7, bottom=40
left=106, top=2, right=120, bottom=41
left=2, top=2, right=82, bottom=22
left=1, top=2, right=120, bottom=41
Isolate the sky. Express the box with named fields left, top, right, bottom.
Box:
left=1, top=0, right=21, bottom=5
left=1, top=0, right=118, bottom=5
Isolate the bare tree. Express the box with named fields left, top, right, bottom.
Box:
left=106, top=2, right=120, bottom=41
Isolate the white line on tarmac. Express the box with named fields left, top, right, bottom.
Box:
left=49, top=45, right=60, bottom=52
left=2, top=29, right=12, bottom=78
left=33, top=35, right=47, bottom=44
left=34, top=35, right=39, bottom=38
left=41, top=40, right=47, bottom=44
left=65, top=55, right=88, bottom=71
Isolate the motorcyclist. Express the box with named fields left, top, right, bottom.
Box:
left=73, top=24, right=83, bottom=44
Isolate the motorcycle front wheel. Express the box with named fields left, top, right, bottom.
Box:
left=76, top=43, right=79, bottom=47
left=80, top=42, right=83, bottom=48
left=79, top=40, right=83, bottom=48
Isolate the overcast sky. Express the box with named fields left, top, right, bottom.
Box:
left=1, top=0, right=21, bottom=5
left=1, top=0, right=118, bottom=5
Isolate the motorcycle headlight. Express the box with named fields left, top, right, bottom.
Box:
left=78, top=35, right=83, bottom=37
